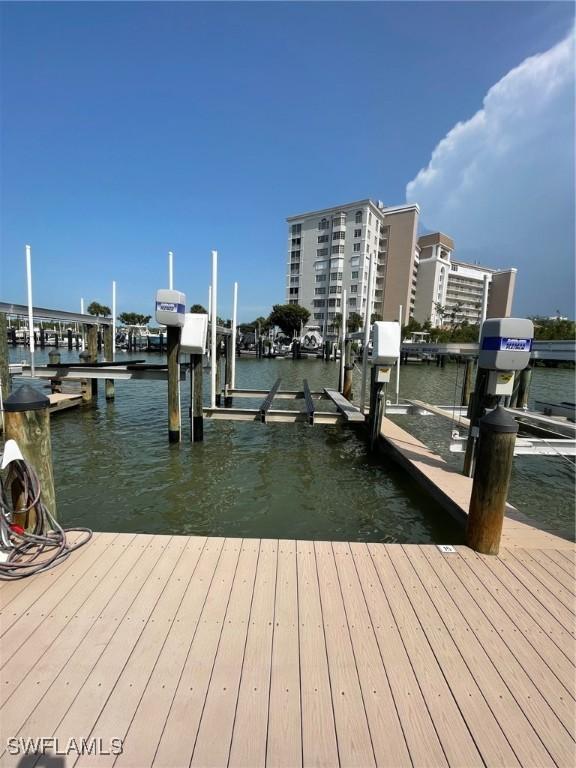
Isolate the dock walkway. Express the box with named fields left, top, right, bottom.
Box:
left=1, top=532, right=574, bottom=767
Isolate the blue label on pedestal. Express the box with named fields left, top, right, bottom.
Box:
left=481, top=337, right=532, bottom=352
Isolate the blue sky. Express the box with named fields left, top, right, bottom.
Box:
left=1, top=1, right=574, bottom=321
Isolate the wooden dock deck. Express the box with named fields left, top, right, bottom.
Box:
left=1, top=532, right=574, bottom=767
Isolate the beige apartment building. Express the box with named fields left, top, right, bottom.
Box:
left=285, top=199, right=419, bottom=336
left=413, top=232, right=517, bottom=327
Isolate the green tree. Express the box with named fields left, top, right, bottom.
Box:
left=118, top=312, right=152, bottom=326
left=190, top=304, right=207, bottom=314
left=87, top=301, right=111, bottom=317
left=268, top=304, right=310, bottom=337
left=531, top=316, right=576, bottom=340
left=347, top=311, right=363, bottom=333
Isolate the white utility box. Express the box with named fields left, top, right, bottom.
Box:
left=478, top=318, right=534, bottom=371
left=372, top=321, right=401, bottom=365
left=155, top=289, right=186, bottom=327
left=180, top=313, right=208, bottom=355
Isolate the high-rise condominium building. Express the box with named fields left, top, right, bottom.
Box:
left=413, top=232, right=517, bottom=327
left=286, top=199, right=419, bottom=336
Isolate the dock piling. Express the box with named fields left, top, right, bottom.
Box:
left=4, top=384, right=56, bottom=525
left=461, top=358, right=474, bottom=407
left=516, top=363, right=533, bottom=409
left=48, top=351, right=62, bottom=393
left=466, top=406, right=518, bottom=555
left=86, top=324, right=98, bottom=399
left=167, top=326, right=181, bottom=443
left=224, top=334, right=233, bottom=407
left=104, top=324, right=115, bottom=401
left=191, top=353, right=204, bottom=441
left=0, top=312, right=11, bottom=403
left=343, top=339, right=353, bottom=401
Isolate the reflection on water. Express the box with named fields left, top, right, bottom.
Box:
left=7, top=348, right=575, bottom=542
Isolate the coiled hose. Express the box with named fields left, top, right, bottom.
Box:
left=0, top=458, right=92, bottom=580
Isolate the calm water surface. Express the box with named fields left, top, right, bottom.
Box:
left=8, top=348, right=575, bottom=542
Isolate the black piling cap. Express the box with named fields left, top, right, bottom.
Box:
left=4, top=384, right=50, bottom=412
left=480, top=405, right=519, bottom=434
left=79, top=351, right=92, bottom=361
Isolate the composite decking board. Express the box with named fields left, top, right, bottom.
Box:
left=265, top=541, right=302, bottom=768
left=76, top=536, right=208, bottom=768
left=459, top=547, right=576, bottom=664
left=0, top=530, right=101, bottom=612
left=228, top=539, right=278, bottom=768
left=0, top=533, right=122, bottom=668
left=497, top=550, right=576, bottom=635
left=543, top=549, right=576, bottom=579
left=314, top=541, right=377, bottom=768
left=296, top=539, right=340, bottom=768
left=2, top=535, right=165, bottom=766
left=418, top=546, right=576, bottom=764
left=444, top=547, right=576, bottom=713
left=46, top=537, right=187, bottom=764
left=557, top=549, right=576, bottom=566
left=114, top=538, right=224, bottom=768
left=368, top=543, right=522, bottom=767
left=515, top=548, right=576, bottom=601
left=329, top=542, right=420, bottom=767
left=2, top=534, right=575, bottom=768
left=349, top=543, right=478, bottom=768
left=0, top=533, right=144, bottom=736
left=0, top=532, right=111, bottom=632
left=152, top=538, right=243, bottom=767
left=190, top=540, right=261, bottom=768
left=397, top=545, right=557, bottom=768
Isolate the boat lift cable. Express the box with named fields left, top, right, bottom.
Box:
left=0, top=458, right=92, bottom=580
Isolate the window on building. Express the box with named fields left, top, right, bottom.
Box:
left=290, top=250, right=300, bottom=259
left=291, top=223, right=301, bottom=235
left=290, top=264, right=299, bottom=274
left=350, top=256, right=360, bottom=267
left=290, top=276, right=299, bottom=285
left=368, top=212, right=372, bottom=225
left=315, top=273, right=327, bottom=282
left=353, top=243, right=361, bottom=253
left=317, top=248, right=328, bottom=257
left=329, top=285, right=342, bottom=295
left=289, top=299, right=299, bottom=305
left=291, top=238, right=301, bottom=246
left=315, top=260, right=327, bottom=270
left=314, top=312, right=324, bottom=320
left=330, top=272, right=343, bottom=281
left=328, top=298, right=342, bottom=308
left=289, top=288, right=299, bottom=296
left=355, top=210, right=362, bottom=224
left=317, top=234, right=329, bottom=243
left=366, top=243, right=370, bottom=252
left=350, top=285, right=358, bottom=293
left=349, top=298, right=357, bottom=307
left=318, top=218, right=329, bottom=230
left=332, top=231, right=345, bottom=240
left=333, top=213, right=346, bottom=226
left=351, top=270, right=359, bottom=279
left=313, top=299, right=326, bottom=308
left=354, top=228, right=361, bottom=238
left=331, top=245, right=345, bottom=255
left=315, top=287, right=326, bottom=295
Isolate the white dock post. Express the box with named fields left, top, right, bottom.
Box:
left=339, top=289, right=347, bottom=393
left=396, top=303, right=402, bottom=404
left=25, top=245, right=35, bottom=377
left=168, top=251, right=174, bottom=290
left=112, top=280, right=117, bottom=360
left=231, top=281, right=238, bottom=389
left=359, top=254, right=375, bottom=413
left=210, top=251, right=218, bottom=408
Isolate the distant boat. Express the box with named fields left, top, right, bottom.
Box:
left=299, top=329, right=323, bottom=353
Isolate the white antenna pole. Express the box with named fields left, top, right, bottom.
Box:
left=231, top=281, right=238, bottom=389
left=80, top=297, right=85, bottom=351
left=80, top=297, right=84, bottom=314
left=168, top=251, right=174, bottom=290
left=359, top=253, right=375, bottom=413
left=210, top=251, right=218, bottom=408
left=112, top=280, right=117, bottom=360
left=340, top=289, right=347, bottom=393
left=25, top=244, right=35, bottom=377
left=396, top=304, right=403, bottom=404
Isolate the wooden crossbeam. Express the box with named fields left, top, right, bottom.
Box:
left=323, top=388, right=364, bottom=422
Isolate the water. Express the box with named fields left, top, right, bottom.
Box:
left=6, top=348, right=575, bottom=542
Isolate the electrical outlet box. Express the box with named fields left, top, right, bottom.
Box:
left=372, top=321, right=400, bottom=366
left=487, top=370, right=515, bottom=396
left=479, top=318, right=533, bottom=371
left=180, top=313, right=208, bottom=354
left=155, top=289, right=186, bottom=327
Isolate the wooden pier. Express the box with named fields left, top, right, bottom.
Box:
left=0, top=532, right=574, bottom=767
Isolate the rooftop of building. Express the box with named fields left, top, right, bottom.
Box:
left=287, top=199, right=420, bottom=222
left=417, top=232, right=455, bottom=250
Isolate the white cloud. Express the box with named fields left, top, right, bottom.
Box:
left=406, top=30, right=575, bottom=317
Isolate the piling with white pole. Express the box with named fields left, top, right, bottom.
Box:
left=396, top=304, right=403, bottom=404
left=112, top=281, right=116, bottom=360
left=25, top=245, right=35, bottom=377
left=339, top=290, right=347, bottom=393
left=231, top=281, right=238, bottom=389
left=168, top=251, right=174, bottom=291
left=359, top=254, right=375, bottom=413
left=210, top=251, right=218, bottom=408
